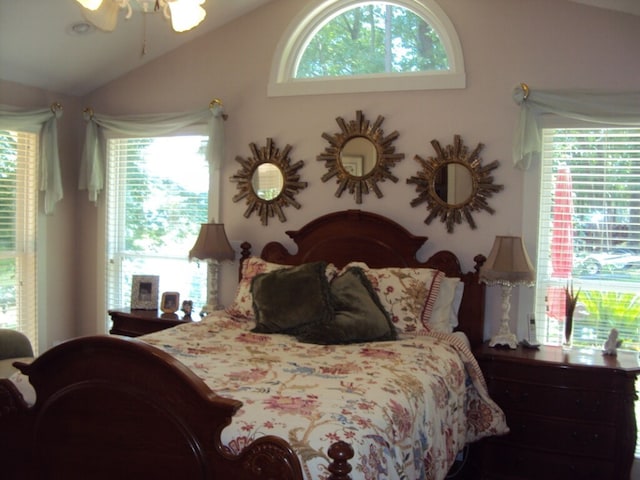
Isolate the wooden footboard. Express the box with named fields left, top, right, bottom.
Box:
left=0, top=336, right=354, bottom=480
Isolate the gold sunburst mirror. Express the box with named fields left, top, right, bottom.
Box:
left=317, top=110, right=404, bottom=204
left=407, top=134, right=504, bottom=233
left=231, top=138, right=307, bottom=225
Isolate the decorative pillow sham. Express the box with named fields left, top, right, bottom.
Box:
left=226, top=256, right=338, bottom=319
left=426, top=277, right=464, bottom=334
left=344, top=262, right=443, bottom=335
left=296, top=267, right=396, bottom=345
left=251, top=261, right=332, bottom=334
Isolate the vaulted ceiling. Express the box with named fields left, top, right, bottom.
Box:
left=0, top=0, right=637, bottom=97
left=0, top=0, right=274, bottom=97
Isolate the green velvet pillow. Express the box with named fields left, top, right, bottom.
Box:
left=251, top=261, right=332, bottom=334
left=296, top=267, right=397, bottom=345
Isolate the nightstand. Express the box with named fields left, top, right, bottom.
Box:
left=108, top=308, right=194, bottom=337
left=472, top=343, right=640, bottom=479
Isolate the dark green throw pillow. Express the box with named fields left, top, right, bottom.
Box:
left=250, top=261, right=332, bottom=334
left=296, top=267, right=397, bottom=345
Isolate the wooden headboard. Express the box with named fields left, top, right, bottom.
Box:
left=239, top=210, right=486, bottom=347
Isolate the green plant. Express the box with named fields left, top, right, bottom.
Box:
left=578, top=290, right=640, bottom=352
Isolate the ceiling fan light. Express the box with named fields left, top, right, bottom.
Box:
left=80, top=0, right=120, bottom=32
left=167, top=0, right=206, bottom=32
left=76, top=0, right=104, bottom=10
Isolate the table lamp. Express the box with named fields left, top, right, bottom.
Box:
left=480, top=235, right=535, bottom=349
left=189, top=222, right=235, bottom=316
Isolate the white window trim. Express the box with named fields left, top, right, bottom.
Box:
left=268, top=0, right=466, bottom=97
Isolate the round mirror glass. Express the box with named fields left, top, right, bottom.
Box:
left=339, top=136, right=377, bottom=177
left=433, top=162, right=474, bottom=205
left=252, top=163, right=284, bottom=200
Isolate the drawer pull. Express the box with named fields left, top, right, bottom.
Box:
left=503, top=389, right=529, bottom=402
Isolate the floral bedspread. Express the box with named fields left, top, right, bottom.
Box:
left=141, top=314, right=508, bottom=480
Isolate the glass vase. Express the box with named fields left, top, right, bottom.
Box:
left=562, top=316, right=573, bottom=351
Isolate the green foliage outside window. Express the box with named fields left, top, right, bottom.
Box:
left=0, top=131, right=17, bottom=321
left=121, top=138, right=208, bottom=254
left=578, top=290, right=640, bottom=352
left=0, top=131, right=17, bottom=252
left=296, top=3, right=448, bottom=78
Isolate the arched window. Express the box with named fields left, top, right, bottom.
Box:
left=268, top=0, right=465, bottom=96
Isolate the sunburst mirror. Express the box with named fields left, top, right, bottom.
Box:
left=407, top=134, right=503, bottom=233
left=317, top=110, right=404, bottom=204
left=231, top=138, right=307, bottom=225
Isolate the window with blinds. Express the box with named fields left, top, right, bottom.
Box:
left=0, top=130, right=38, bottom=351
left=105, top=134, right=210, bottom=319
left=535, top=128, right=640, bottom=351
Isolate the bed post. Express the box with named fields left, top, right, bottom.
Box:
left=239, top=241, right=252, bottom=281
left=327, top=441, right=354, bottom=480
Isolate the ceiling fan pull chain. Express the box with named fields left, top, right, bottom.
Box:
left=141, top=12, right=148, bottom=56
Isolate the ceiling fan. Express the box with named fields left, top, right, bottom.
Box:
left=76, top=0, right=207, bottom=33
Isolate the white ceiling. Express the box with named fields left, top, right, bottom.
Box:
left=0, top=0, right=274, bottom=97
left=0, top=0, right=637, bottom=98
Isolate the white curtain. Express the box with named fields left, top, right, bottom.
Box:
left=0, top=103, right=63, bottom=214
left=78, top=102, right=226, bottom=203
left=512, top=84, right=640, bottom=170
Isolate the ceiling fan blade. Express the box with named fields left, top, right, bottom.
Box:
left=80, top=0, right=120, bottom=32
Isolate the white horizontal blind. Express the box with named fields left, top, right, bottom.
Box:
left=0, top=130, right=38, bottom=351
left=536, top=128, right=640, bottom=350
left=105, top=135, right=210, bottom=319
left=535, top=128, right=640, bottom=458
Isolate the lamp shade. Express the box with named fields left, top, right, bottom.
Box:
left=189, top=223, right=235, bottom=261
left=480, top=235, right=535, bottom=286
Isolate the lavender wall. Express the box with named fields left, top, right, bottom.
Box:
left=4, top=0, right=639, bottom=347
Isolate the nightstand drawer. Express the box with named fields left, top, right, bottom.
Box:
left=481, top=441, right=614, bottom=480
left=500, top=411, right=615, bottom=458
left=482, top=357, right=630, bottom=392
left=487, top=378, right=618, bottom=422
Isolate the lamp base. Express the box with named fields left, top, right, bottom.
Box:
left=489, top=283, right=519, bottom=349
left=489, top=331, right=519, bottom=349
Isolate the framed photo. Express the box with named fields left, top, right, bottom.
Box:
left=130, top=275, right=159, bottom=310
left=341, top=155, right=363, bottom=176
left=160, top=291, right=180, bottom=314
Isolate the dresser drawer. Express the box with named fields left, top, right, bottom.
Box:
left=498, top=411, right=615, bottom=458
left=486, top=376, right=619, bottom=422
left=473, top=345, right=640, bottom=480
left=481, top=441, right=615, bottom=480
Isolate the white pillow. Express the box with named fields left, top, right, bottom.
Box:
left=426, top=277, right=464, bottom=333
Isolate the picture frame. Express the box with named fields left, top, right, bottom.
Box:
left=130, top=275, right=159, bottom=310
left=160, top=291, right=180, bottom=314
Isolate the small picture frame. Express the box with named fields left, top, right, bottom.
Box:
left=160, top=291, right=180, bottom=314
left=131, top=275, right=159, bottom=310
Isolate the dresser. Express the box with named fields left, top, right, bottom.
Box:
left=108, top=308, right=194, bottom=337
left=473, top=343, right=640, bottom=480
